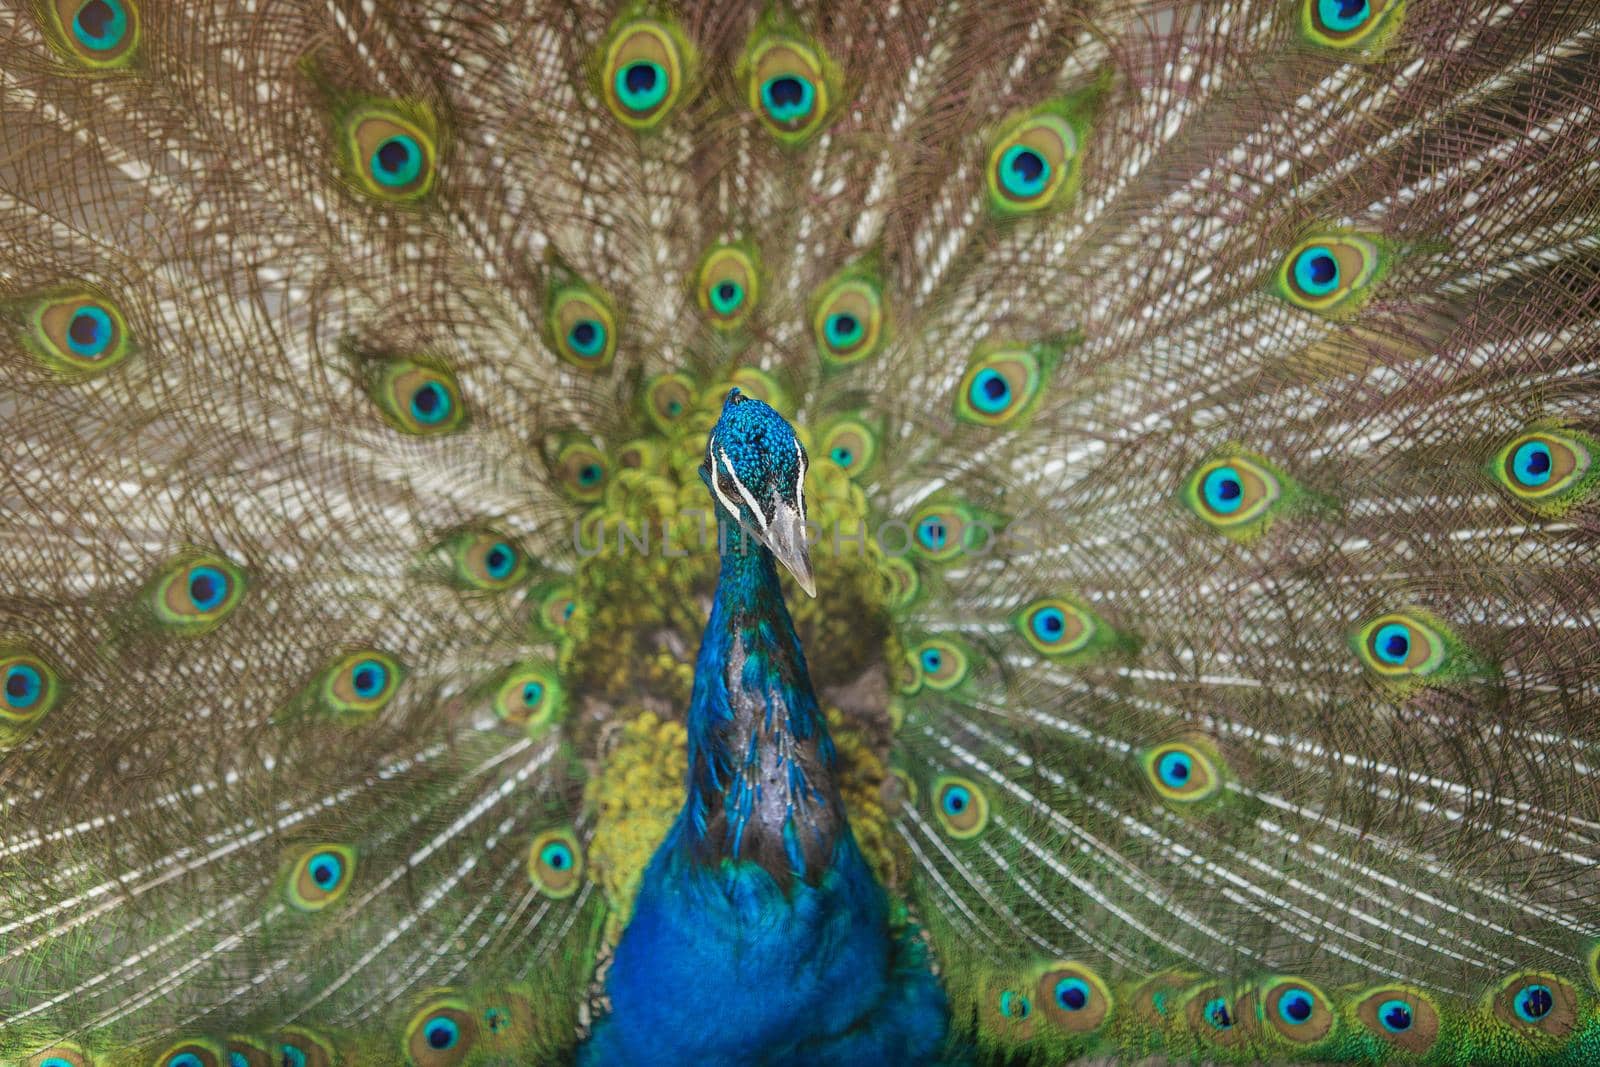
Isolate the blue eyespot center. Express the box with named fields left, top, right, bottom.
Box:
left=188, top=566, right=229, bottom=612
left=352, top=660, right=387, bottom=699
left=280, top=1045, right=307, bottom=1067
left=761, top=75, right=815, bottom=123
left=825, top=312, right=863, bottom=348
left=1318, top=0, right=1372, bottom=31
left=372, top=135, right=423, bottom=187
left=920, top=649, right=942, bottom=673
left=541, top=842, right=572, bottom=870
left=999, top=990, right=1031, bottom=1019
left=309, top=851, right=343, bottom=889
left=425, top=1017, right=460, bottom=1050
left=1374, top=622, right=1411, bottom=664
left=617, top=60, right=669, bottom=111
left=1279, top=989, right=1314, bottom=1024
left=1205, top=997, right=1234, bottom=1029
left=1202, top=466, right=1245, bottom=514
left=168, top=1054, right=204, bottom=1067
left=917, top=517, right=948, bottom=550
left=578, top=464, right=602, bottom=487
left=830, top=445, right=854, bottom=467
left=484, top=1006, right=510, bottom=1032
left=67, top=304, right=114, bottom=357
left=409, top=381, right=451, bottom=424
left=999, top=144, right=1051, bottom=198
left=1377, top=998, right=1413, bottom=1033
left=485, top=543, right=515, bottom=579
left=710, top=280, right=744, bottom=315
left=1515, top=984, right=1554, bottom=1023
left=522, top=681, right=544, bottom=707
left=568, top=319, right=606, bottom=357
left=971, top=368, right=1012, bottom=413
left=1512, top=441, right=1553, bottom=487
left=1156, top=751, right=1192, bottom=787
left=73, top=0, right=127, bottom=51
left=42, top=1058, right=77, bottom=1067
left=1294, top=247, right=1341, bottom=296
left=4, top=664, right=43, bottom=709
left=1032, top=607, right=1066, bottom=641
left=942, top=786, right=971, bottom=816
left=1055, top=977, right=1091, bottom=1011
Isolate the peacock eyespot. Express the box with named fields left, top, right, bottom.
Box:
left=746, top=38, right=832, bottom=142
left=1, top=652, right=61, bottom=725
left=1037, top=962, right=1113, bottom=1033
left=1353, top=985, right=1439, bottom=1053
left=443, top=530, right=529, bottom=590
left=1142, top=741, right=1222, bottom=803
left=1490, top=428, right=1594, bottom=512
left=986, top=113, right=1079, bottom=215
left=370, top=360, right=466, bottom=435
left=16, top=289, right=134, bottom=376
left=404, top=998, right=476, bottom=1067
left=1353, top=612, right=1447, bottom=680
left=286, top=844, right=356, bottom=911
left=812, top=274, right=886, bottom=366
left=645, top=373, right=697, bottom=431
left=554, top=442, right=608, bottom=502
left=955, top=346, right=1047, bottom=427
left=1303, top=0, right=1401, bottom=49
left=819, top=419, right=877, bottom=478
left=998, top=990, right=1032, bottom=1020
left=43, top=0, right=140, bottom=68
left=602, top=21, right=689, bottom=129
left=548, top=285, right=618, bottom=370
left=527, top=827, right=584, bottom=897
left=341, top=105, right=438, bottom=202
left=153, top=555, right=246, bottom=632
left=317, top=650, right=405, bottom=719
left=913, top=638, right=969, bottom=690
left=1183, top=453, right=1285, bottom=533
left=275, top=1029, right=334, bottom=1067
left=492, top=664, right=562, bottom=735
left=1016, top=597, right=1096, bottom=657
left=158, top=1045, right=221, bottom=1067
left=28, top=1043, right=91, bottom=1067
left=694, top=244, right=761, bottom=328
left=1276, top=233, right=1384, bottom=314
left=906, top=500, right=985, bottom=563
left=1205, top=997, right=1234, bottom=1029
left=1489, top=972, right=1577, bottom=1037
left=1261, top=978, right=1333, bottom=1043
left=932, top=775, right=989, bottom=839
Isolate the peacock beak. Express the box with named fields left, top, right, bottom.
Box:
left=759, top=499, right=816, bottom=598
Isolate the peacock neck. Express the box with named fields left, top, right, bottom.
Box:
left=679, top=514, right=844, bottom=882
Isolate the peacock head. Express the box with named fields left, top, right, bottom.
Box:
left=701, top=388, right=816, bottom=596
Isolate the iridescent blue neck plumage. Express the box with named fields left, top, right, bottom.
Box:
left=680, top=517, right=843, bottom=881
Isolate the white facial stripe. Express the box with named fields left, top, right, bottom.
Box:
left=794, top=439, right=806, bottom=517
left=718, top=445, right=767, bottom=527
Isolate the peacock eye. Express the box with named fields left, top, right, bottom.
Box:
left=818, top=418, right=877, bottom=478
left=369, top=360, right=467, bottom=435
left=906, top=499, right=983, bottom=563
left=159, top=1045, right=221, bottom=1067
left=1037, top=963, right=1112, bottom=1033
left=1, top=652, right=60, bottom=727
left=811, top=271, right=886, bottom=366
left=912, top=638, right=969, bottom=690
left=313, top=650, right=405, bottom=720
left=1261, top=979, right=1333, bottom=1043
left=444, top=529, right=529, bottom=591
left=527, top=828, right=584, bottom=897
left=404, top=998, right=477, bottom=1067
left=342, top=105, right=438, bottom=202
left=1016, top=597, right=1096, bottom=656
left=492, top=664, right=563, bottom=736
left=547, top=283, right=618, bottom=370
left=987, top=113, right=1079, bottom=214
left=1490, top=972, right=1576, bottom=1036
left=746, top=36, right=833, bottom=143
left=286, top=844, right=356, bottom=911
left=1142, top=741, right=1222, bottom=803
left=1184, top=453, right=1283, bottom=531
left=1354, top=985, right=1438, bottom=1052
left=1276, top=233, right=1385, bottom=314
left=1205, top=997, right=1235, bottom=1030
left=955, top=347, right=1047, bottom=426
left=1353, top=612, right=1446, bottom=679
left=602, top=20, right=689, bottom=129
left=552, top=441, right=608, bottom=502
left=11, top=288, right=134, bottom=376
left=43, top=0, right=140, bottom=69
left=151, top=554, right=247, bottom=633
left=998, top=990, right=1032, bottom=1020
left=932, top=775, right=989, bottom=839
left=1490, top=428, right=1594, bottom=512
left=645, top=373, right=696, bottom=431
left=1302, top=0, right=1401, bottom=49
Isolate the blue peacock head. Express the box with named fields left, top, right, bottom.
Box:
left=701, top=388, right=816, bottom=596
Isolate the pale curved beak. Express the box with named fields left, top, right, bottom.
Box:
left=758, top=499, right=816, bottom=598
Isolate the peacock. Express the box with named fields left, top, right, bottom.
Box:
left=2, top=0, right=1599, bottom=1063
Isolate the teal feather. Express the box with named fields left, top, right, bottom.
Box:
left=2, top=1, right=1600, bottom=1064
